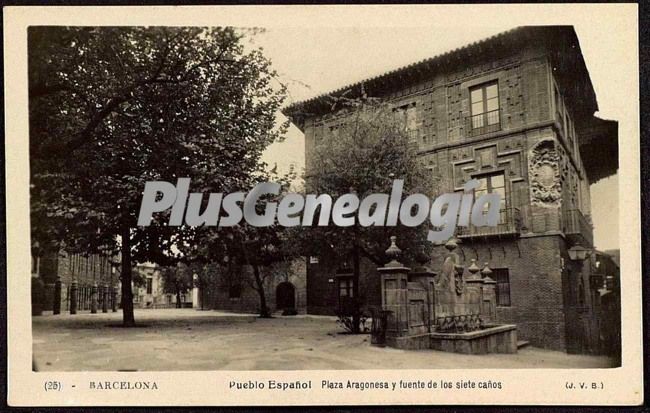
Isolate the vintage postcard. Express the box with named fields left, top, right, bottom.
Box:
left=4, top=4, right=643, bottom=407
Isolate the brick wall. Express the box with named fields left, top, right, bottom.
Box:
left=428, top=235, right=567, bottom=350
left=306, top=254, right=382, bottom=316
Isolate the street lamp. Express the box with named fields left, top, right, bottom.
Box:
left=568, top=245, right=592, bottom=261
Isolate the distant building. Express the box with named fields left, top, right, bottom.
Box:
left=31, top=247, right=120, bottom=313
left=134, top=263, right=192, bottom=309
left=195, top=260, right=307, bottom=315
left=282, top=26, right=619, bottom=354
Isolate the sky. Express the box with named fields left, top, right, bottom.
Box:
left=256, top=12, right=635, bottom=251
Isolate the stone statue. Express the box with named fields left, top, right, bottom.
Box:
left=437, top=238, right=464, bottom=296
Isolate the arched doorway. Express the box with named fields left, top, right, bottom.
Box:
left=276, top=282, right=295, bottom=311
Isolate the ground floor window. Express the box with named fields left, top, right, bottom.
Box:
left=338, top=277, right=354, bottom=298
left=492, top=268, right=511, bottom=307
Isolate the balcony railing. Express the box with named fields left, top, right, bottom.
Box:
left=457, top=207, right=521, bottom=238
left=562, top=209, right=594, bottom=247
left=466, top=109, right=501, bottom=137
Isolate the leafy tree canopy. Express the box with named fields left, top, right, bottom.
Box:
left=29, top=26, right=287, bottom=324
left=297, top=100, right=440, bottom=267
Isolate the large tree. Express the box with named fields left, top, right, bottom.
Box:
left=296, top=98, right=439, bottom=332
left=159, top=263, right=194, bottom=308
left=181, top=167, right=298, bottom=318
left=29, top=27, right=287, bottom=326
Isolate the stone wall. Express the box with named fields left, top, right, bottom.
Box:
left=428, top=235, right=567, bottom=350
left=201, top=258, right=307, bottom=315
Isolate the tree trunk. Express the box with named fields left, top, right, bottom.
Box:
left=252, top=264, right=270, bottom=318
left=176, top=289, right=182, bottom=308
left=352, top=243, right=361, bottom=333
left=120, top=226, right=136, bottom=327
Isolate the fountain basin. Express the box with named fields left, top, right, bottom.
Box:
left=385, top=324, right=517, bottom=354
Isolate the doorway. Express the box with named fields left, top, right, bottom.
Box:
left=276, top=282, right=295, bottom=311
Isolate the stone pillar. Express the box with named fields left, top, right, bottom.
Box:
left=90, top=282, right=98, bottom=314
left=111, top=286, right=118, bottom=312
left=481, top=263, right=497, bottom=324
left=192, top=273, right=200, bottom=309
left=43, top=282, right=55, bottom=313
left=53, top=278, right=61, bottom=315
left=377, top=236, right=411, bottom=339
left=102, top=283, right=108, bottom=313
left=69, top=279, right=78, bottom=315
left=409, top=269, right=436, bottom=332
left=465, top=260, right=483, bottom=318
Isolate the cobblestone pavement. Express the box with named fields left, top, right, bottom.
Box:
left=32, top=309, right=616, bottom=371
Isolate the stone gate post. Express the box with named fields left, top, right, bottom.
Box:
left=409, top=268, right=437, bottom=333
left=481, top=263, right=497, bottom=323
left=377, top=236, right=411, bottom=339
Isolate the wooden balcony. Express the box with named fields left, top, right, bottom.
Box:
left=457, top=207, right=522, bottom=239
left=562, top=209, right=594, bottom=247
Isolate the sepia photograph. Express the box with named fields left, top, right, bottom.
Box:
left=28, top=23, right=622, bottom=371
left=5, top=4, right=642, bottom=407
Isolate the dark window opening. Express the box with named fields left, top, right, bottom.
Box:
left=146, top=278, right=153, bottom=294
left=31, top=256, right=39, bottom=274
left=229, top=283, right=242, bottom=299
left=493, top=268, right=511, bottom=307
left=338, top=277, right=353, bottom=298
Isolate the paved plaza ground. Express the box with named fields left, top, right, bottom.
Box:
left=32, top=309, right=616, bottom=371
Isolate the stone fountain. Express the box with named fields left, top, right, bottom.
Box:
left=375, top=236, right=517, bottom=354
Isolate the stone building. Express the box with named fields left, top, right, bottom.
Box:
left=31, top=248, right=120, bottom=314
left=282, top=26, right=619, bottom=353
left=195, top=259, right=307, bottom=315
left=133, top=263, right=192, bottom=309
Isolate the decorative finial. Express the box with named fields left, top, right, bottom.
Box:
left=481, top=262, right=493, bottom=278
left=386, top=235, right=401, bottom=258
left=384, top=235, right=403, bottom=267
left=468, top=259, right=480, bottom=275
left=444, top=238, right=458, bottom=251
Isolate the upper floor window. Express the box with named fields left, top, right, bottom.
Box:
left=474, top=171, right=507, bottom=212
left=554, top=85, right=563, bottom=115
left=469, top=82, right=500, bottom=134
left=328, top=124, right=340, bottom=138
left=473, top=171, right=511, bottom=227
left=31, top=255, right=40, bottom=275
left=566, top=111, right=575, bottom=150
left=394, top=104, right=417, bottom=130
